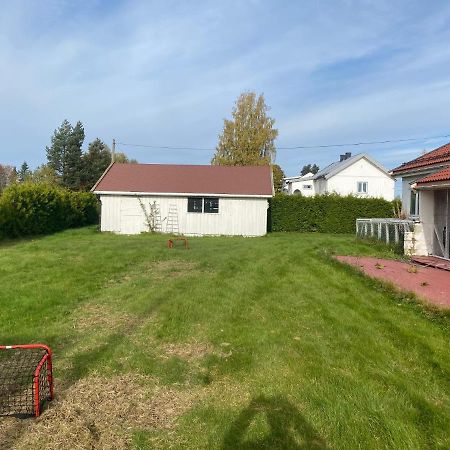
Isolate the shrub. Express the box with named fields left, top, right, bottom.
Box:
left=269, top=194, right=396, bottom=234
left=0, top=183, right=99, bottom=239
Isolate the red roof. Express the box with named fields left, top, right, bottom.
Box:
left=392, top=142, right=450, bottom=174
left=93, top=163, right=273, bottom=196
left=416, top=166, right=450, bottom=186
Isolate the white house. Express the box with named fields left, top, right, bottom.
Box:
left=391, top=143, right=450, bottom=259
left=282, top=172, right=315, bottom=196
left=92, top=163, right=273, bottom=237
left=283, top=152, right=395, bottom=201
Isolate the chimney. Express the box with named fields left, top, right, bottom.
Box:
left=340, top=152, right=352, bottom=162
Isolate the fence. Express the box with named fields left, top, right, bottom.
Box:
left=356, top=218, right=414, bottom=246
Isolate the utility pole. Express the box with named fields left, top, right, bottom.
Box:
left=112, top=138, right=116, bottom=163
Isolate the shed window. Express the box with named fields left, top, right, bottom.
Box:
left=204, top=197, right=219, bottom=213
left=187, top=197, right=203, bottom=213
left=357, top=181, right=368, bottom=194
left=187, top=197, right=219, bottom=214
left=303, top=184, right=312, bottom=190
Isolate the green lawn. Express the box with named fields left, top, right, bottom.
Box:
left=0, top=227, right=449, bottom=449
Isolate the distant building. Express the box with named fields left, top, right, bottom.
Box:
left=282, top=172, right=315, bottom=196
left=283, top=153, right=395, bottom=201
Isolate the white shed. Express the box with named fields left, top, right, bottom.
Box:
left=92, top=163, right=273, bottom=236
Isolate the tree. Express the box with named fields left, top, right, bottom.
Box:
left=46, top=119, right=72, bottom=180
left=300, top=163, right=319, bottom=176
left=211, top=92, right=278, bottom=166
left=46, top=119, right=85, bottom=190
left=0, top=165, right=16, bottom=193
left=64, top=121, right=85, bottom=190
left=114, top=152, right=138, bottom=164
left=18, top=161, right=31, bottom=182
left=31, top=164, right=59, bottom=185
left=82, top=138, right=112, bottom=189
left=272, top=164, right=285, bottom=193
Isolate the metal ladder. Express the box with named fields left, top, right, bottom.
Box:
left=166, top=204, right=179, bottom=235
left=152, top=203, right=162, bottom=232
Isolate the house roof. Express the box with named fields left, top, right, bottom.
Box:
left=313, top=153, right=391, bottom=180
left=392, top=142, right=450, bottom=175
left=92, top=163, right=273, bottom=197
left=415, top=166, right=450, bottom=186
left=283, top=172, right=314, bottom=182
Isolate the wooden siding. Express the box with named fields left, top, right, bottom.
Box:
left=99, top=195, right=268, bottom=236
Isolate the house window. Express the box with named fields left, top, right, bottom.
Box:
left=357, top=181, right=368, bottom=194
left=187, top=197, right=203, bottom=213
left=187, top=197, right=219, bottom=214
left=303, top=184, right=312, bottom=190
left=204, top=197, right=219, bottom=213
left=410, top=190, right=419, bottom=216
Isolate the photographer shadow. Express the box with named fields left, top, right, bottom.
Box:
left=222, top=395, right=327, bottom=450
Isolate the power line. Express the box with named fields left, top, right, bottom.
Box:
left=116, top=142, right=212, bottom=151
left=116, top=133, right=450, bottom=152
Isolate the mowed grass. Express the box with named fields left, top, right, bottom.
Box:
left=0, top=227, right=449, bottom=449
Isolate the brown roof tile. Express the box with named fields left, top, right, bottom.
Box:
left=416, top=166, right=450, bottom=185
left=93, top=163, right=273, bottom=196
left=392, top=142, right=450, bottom=174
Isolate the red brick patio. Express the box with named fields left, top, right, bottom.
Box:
left=336, top=256, right=450, bottom=309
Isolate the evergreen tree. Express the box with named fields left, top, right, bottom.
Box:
left=46, top=119, right=85, bottom=190
left=212, top=92, right=278, bottom=166
left=82, top=138, right=111, bottom=189
left=46, top=119, right=72, bottom=180
left=18, top=161, right=31, bottom=182
left=64, top=121, right=85, bottom=190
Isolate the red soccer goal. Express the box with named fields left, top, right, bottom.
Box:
left=0, top=344, right=54, bottom=417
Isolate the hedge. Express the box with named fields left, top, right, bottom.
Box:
left=0, top=183, right=99, bottom=239
left=269, top=194, right=397, bottom=234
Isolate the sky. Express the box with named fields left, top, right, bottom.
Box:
left=2, top=0, right=450, bottom=183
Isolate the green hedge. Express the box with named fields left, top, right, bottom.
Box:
left=269, top=194, right=397, bottom=234
left=0, top=183, right=99, bottom=239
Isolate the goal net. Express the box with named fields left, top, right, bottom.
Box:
left=0, top=344, right=53, bottom=417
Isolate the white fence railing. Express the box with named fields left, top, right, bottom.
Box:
left=356, top=218, right=414, bottom=245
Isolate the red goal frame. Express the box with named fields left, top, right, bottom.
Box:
left=0, top=344, right=54, bottom=417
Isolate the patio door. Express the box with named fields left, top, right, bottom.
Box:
left=433, top=189, right=450, bottom=259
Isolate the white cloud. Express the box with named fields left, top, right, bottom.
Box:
left=1, top=0, right=450, bottom=172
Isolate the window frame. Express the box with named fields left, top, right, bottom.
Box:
left=187, top=197, right=203, bottom=213
left=409, top=189, right=419, bottom=217
left=187, top=196, right=220, bottom=214
left=357, top=181, right=368, bottom=194
left=203, top=197, right=219, bottom=214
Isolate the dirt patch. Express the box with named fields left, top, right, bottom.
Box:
left=9, top=373, right=200, bottom=450
left=161, top=341, right=214, bottom=361
left=72, top=303, right=134, bottom=333
left=146, top=260, right=200, bottom=280
left=0, top=418, right=27, bottom=450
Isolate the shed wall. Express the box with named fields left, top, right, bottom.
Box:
left=100, top=195, right=268, bottom=236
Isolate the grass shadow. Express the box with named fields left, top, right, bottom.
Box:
left=222, top=395, right=327, bottom=450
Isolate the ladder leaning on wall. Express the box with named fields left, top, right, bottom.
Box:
left=166, top=204, right=179, bottom=235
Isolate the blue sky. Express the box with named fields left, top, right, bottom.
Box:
left=2, top=0, right=450, bottom=179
